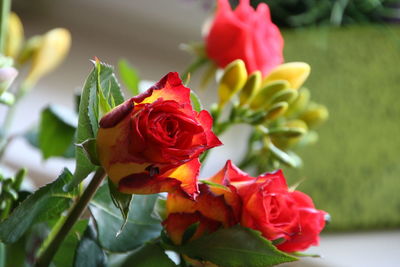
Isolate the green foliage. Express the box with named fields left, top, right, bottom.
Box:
left=70, top=61, right=124, bottom=190
left=89, top=184, right=162, bottom=252
left=53, top=219, right=88, bottom=267
left=121, top=242, right=177, bottom=267
left=168, top=225, right=297, bottom=267
left=38, top=105, right=77, bottom=159
left=118, top=59, right=140, bottom=96
left=282, top=25, right=400, bottom=230
left=229, top=0, right=399, bottom=27
left=0, top=169, right=77, bottom=243
left=74, top=225, right=107, bottom=267
left=25, top=126, right=75, bottom=159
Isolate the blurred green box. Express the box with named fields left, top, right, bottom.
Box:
left=282, top=25, right=400, bottom=230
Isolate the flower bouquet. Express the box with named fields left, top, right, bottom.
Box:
left=0, top=0, right=329, bottom=266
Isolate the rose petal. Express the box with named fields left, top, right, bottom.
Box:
left=133, top=72, right=191, bottom=106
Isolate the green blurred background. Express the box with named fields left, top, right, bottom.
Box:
left=281, top=25, right=400, bottom=230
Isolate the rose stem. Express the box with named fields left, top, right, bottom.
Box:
left=34, top=168, right=106, bottom=267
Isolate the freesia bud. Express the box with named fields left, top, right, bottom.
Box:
left=249, top=80, right=290, bottom=110
left=285, top=88, right=310, bottom=116
left=264, top=102, right=288, bottom=121
left=17, top=35, right=43, bottom=65
left=239, top=71, right=262, bottom=106
left=262, top=62, right=311, bottom=90
left=218, top=59, right=247, bottom=107
left=5, top=12, right=24, bottom=59
left=300, top=104, right=329, bottom=128
left=24, top=28, right=71, bottom=87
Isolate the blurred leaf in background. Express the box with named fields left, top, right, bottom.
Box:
left=228, top=0, right=400, bottom=27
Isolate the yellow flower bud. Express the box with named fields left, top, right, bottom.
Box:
left=262, top=62, right=311, bottom=90
left=271, top=119, right=308, bottom=149
left=270, top=88, right=298, bottom=106
left=249, top=80, right=290, bottom=110
left=239, top=71, right=261, bottom=106
left=218, top=59, right=247, bottom=107
left=17, top=35, right=43, bottom=65
left=24, top=28, right=71, bottom=87
left=285, top=88, right=310, bottom=116
left=300, top=104, right=329, bottom=128
left=5, top=12, right=24, bottom=59
left=264, top=101, right=288, bottom=121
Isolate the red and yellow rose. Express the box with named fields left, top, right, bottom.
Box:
left=96, top=72, right=221, bottom=198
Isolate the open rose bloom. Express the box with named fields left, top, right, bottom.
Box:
left=205, top=0, right=284, bottom=76
left=97, top=72, right=221, bottom=198
left=223, top=161, right=327, bottom=252
left=163, top=160, right=327, bottom=252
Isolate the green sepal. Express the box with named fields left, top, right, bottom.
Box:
left=69, top=60, right=124, bottom=190
left=107, top=179, right=133, bottom=235
left=190, top=90, right=203, bottom=112
left=76, top=138, right=100, bottom=166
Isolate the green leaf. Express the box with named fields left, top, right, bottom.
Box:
left=38, top=105, right=77, bottom=159
left=118, top=59, right=140, bottom=96
left=0, top=169, right=77, bottom=244
left=25, top=126, right=75, bottom=159
left=53, top=219, right=88, bottom=267
left=107, top=179, right=132, bottom=234
left=70, top=61, right=124, bottom=190
left=89, top=184, right=162, bottom=252
left=169, top=225, right=297, bottom=267
left=73, top=224, right=107, bottom=267
left=190, top=91, right=203, bottom=112
left=121, top=242, right=177, bottom=267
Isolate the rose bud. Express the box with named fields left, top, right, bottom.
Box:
left=97, top=72, right=221, bottom=198
left=226, top=165, right=327, bottom=252
left=205, top=0, right=284, bottom=77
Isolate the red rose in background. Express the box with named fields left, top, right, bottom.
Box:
left=163, top=163, right=241, bottom=245
left=97, top=72, right=221, bottom=198
left=217, top=160, right=327, bottom=252
left=205, top=0, right=284, bottom=76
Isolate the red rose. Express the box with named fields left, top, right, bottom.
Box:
left=163, top=162, right=242, bottom=245
left=205, top=0, right=284, bottom=76
left=276, top=191, right=327, bottom=252
left=217, top=161, right=327, bottom=252
left=96, top=72, right=221, bottom=197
